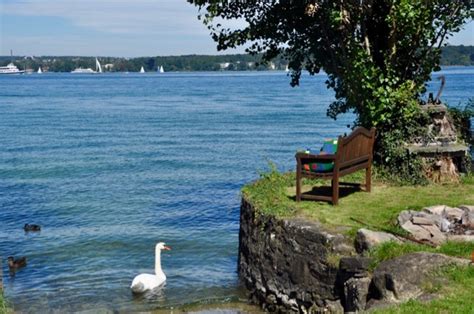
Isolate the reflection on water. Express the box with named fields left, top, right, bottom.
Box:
left=131, top=283, right=167, bottom=303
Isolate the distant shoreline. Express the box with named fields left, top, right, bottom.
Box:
left=1, top=46, right=472, bottom=73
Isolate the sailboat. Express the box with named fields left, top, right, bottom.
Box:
left=37, top=67, right=43, bottom=74
left=159, top=65, right=164, bottom=73
left=140, top=66, right=145, bottom=73
left=96, top=58, right=102, bottom=73
left=71, top=58, right=102, bottom=74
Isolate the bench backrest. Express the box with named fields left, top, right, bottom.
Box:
left=336, top=127, right=376, bottom=169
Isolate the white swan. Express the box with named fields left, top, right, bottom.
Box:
left=130, top=242, right=171, bottom=293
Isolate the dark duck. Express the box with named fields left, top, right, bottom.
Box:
left=24, top=224, right=41, bottom=232
left=8, top=256, right=27, bottom=270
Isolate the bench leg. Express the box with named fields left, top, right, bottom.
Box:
left=296, top=165, right=301, bottom=202
left=366, top=164, right=372, bottom=192
left=332, top=177, right=339, bottom=205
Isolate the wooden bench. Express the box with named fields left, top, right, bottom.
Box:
left=295, top=127, right=376, bottom=205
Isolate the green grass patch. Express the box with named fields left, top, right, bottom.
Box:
left=242, top=166, right=474, bottom=236
left=367, top=241, right=474, bottom=270
left=241, top=163, right=297, bottom=217
left=461, top=172, right=474, bottom=185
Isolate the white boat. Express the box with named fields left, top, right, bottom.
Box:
left=37, top=67, right=43, bottom=74
left=0, top=62, right=25, bottom=75
left=159, top=65, right=164, bottom=73
left=71, top=67, right=96, bottom=74
left=140, top=66, right=145, bottom=73
left=71, top=58, right=102, bottom=74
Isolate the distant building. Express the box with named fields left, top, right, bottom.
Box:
left=104, top=64, right=114, bottom=70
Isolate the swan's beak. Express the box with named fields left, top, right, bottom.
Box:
left=163, top=246, right=171, bottom=251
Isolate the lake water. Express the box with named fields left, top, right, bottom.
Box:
left=0, top=68, right=473, bottom=312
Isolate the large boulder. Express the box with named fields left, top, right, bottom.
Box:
left=369, top=252, right=469, bottom=308
left=354, top=228, right=402, bottom=253
left=400, top=221, right=446, bottom=245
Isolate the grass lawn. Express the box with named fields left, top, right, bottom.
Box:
left=242, top=167, right=474, bottom=236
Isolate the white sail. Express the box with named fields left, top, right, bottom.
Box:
left=37, top=67, right=42, bottom=74
left=96, top=58, right=102, bottom=73
left=140, top=66, right=145, bottom=73
left=159, top=65, right=164, bottom=73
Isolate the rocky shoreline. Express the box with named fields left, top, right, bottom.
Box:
left=238, top=197, right=473, bottom=313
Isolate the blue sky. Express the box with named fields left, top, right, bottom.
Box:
left=0, top=0, right=473, bottom=57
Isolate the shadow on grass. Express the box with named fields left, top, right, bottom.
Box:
left=290, top=182, right=363, bottom=203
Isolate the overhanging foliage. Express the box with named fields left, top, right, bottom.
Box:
left=189, top=0, right=472, bottom=181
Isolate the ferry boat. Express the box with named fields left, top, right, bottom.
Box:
left=0, top=63, right=25, bottom=75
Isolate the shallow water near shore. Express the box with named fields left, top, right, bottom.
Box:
left=0, top=68, right=472, bottom=312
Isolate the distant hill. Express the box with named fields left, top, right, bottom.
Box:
left=0, top=54, right=282, bottom=73
left=1, top=46, right=472, bottom=72
left=441, top=45, right=474, bottom=66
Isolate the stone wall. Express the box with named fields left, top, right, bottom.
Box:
left=238, top=198, right=354, bottom=313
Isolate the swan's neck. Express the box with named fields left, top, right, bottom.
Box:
left=155, top=248, right=163, bottom=275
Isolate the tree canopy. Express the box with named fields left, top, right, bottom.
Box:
left=189, top=0, right=472, bottom=180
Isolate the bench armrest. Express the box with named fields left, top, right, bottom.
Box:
left=295, top=152, right=336, bottom=162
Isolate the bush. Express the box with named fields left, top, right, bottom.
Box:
left=448, top=98, right=474, bottom=146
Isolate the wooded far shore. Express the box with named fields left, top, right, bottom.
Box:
left=1, top=45, right=473, bottom=73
